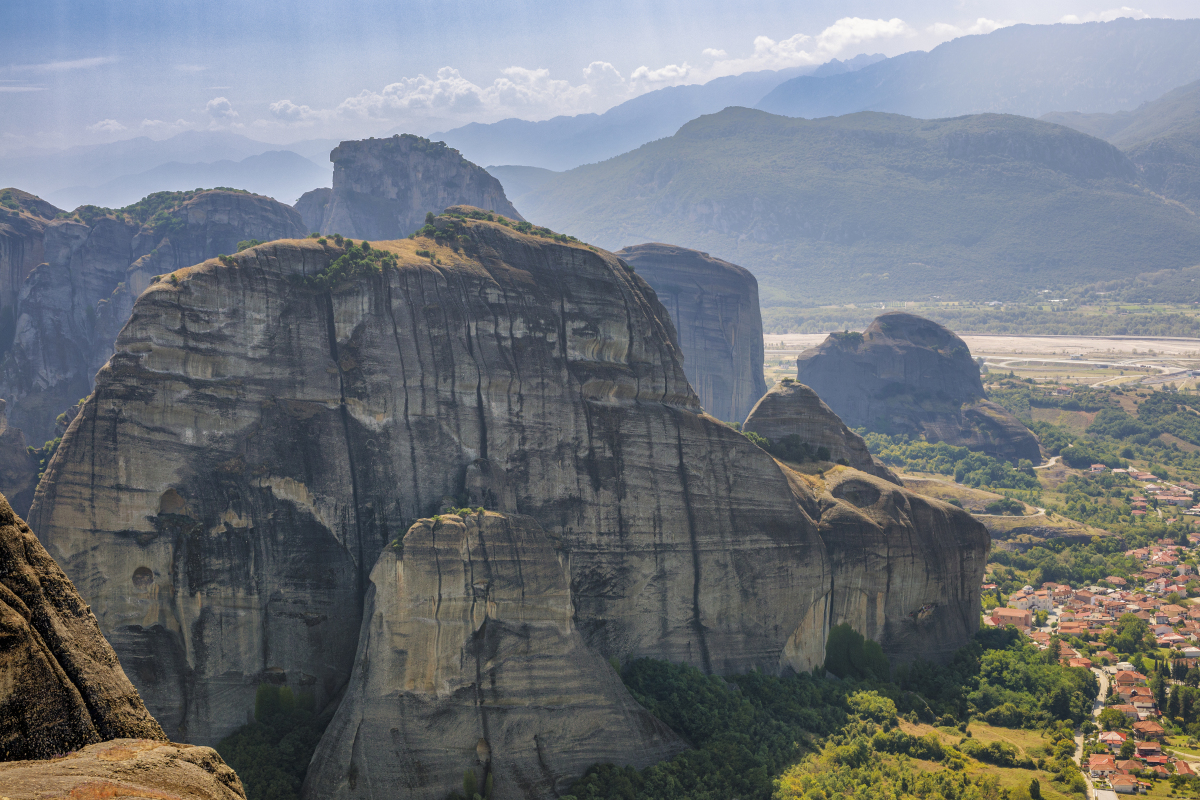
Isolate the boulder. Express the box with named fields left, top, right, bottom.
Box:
left=303, top=511, right=684, bottom=800
left=795, top=312, right=1041, bottom=463
left=308, top=135, right=524, bottom=239
left=614, top=243, right=766, bottom=423
left=0, top=738, right=245, bottom=799
left=0, top=491, right=165, bottom=761
left=742, top=381, right=900, bottom=484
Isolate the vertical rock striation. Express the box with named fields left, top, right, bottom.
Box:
left=303, top=511, right=684, bottom=800
left=0, top=190, right=307, bottom=450
left=309, top=135, right=524, bottom=239
left=30, top=210, right=989, bottom=785
left=795, top=312, right=1041, bottom=463
left=0, top=491, right=165, bottom=761
left=0, top=190, right=60, bottom=343
left=614, top=243, right=766, bottom=424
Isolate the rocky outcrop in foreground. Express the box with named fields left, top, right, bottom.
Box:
left=31, top=209, right=989, bottom=796
left=0, top=491, right=165, bottom=760
left=304, top=510, right=684, bottom=800
left=0, top=189, right=307, bottom=454
left=795, top=312, right=1041, bottom=463
left=615, top=243, right=766, bottom=423
left=743, top=380, right=899, bottom=484
left=0, top=738, right=245, bottom=799
left=303, top=135, right=524, bottom=238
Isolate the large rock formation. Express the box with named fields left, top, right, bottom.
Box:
left=795, top=312, right=1041, bottom=463
left=614, top=243, right=766, bottom=423
left=742, top=380, right=899, bottom=484
left=303, top=135, right=524, bottom=239
left=30, top=210, right=989, bottom=794
left=0, top=738, right=245, bottom=799
left=0, top=189, right=307, bottom=449
left=0, top=190, right=60, bottom=349
left=0, top=491, right=165, bottom=761
left=303, top=511, right=684, bottom=800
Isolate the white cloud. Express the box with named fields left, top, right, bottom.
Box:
left=702, top=48, right=727, bottom=58
left=631, top=62, right=693, bottom=87
left=926, top=18, right=1012, bottom=39
left=1060, top=7, right=1149, bottom=23
left=12, top=56, right=117, bottom=72
left=205, top=96, right=238, bottom=120
left=86, top=118, right=126, bottom=133
left=583, top=61, right=623, bottom=87
left=269, top=98, right=321, bottom=121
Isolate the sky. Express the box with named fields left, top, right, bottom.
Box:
left=0, top=0, right=1197, bottom=156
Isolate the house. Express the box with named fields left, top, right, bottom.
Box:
left=1091, top=463, right=1107, bottom=473
left=1069, top=657, right=1094, bottom=669
left=1094, top=649, right=1118, bottom=664
left=994, top=608, right=1033, bottom=630
left=1009, top=591, right=1034, bottom=610
left=1089, top=754, right=1118, bottom=776
left=1132, top=720, right=1165, bottom=741
left=1099, top=731, right=1128, bottom=752
left=1115, top=759, right=1141, bottom=773
left=1106, top=576, right=1128, bottom=587
left=1134, top=742, right=1162, bottom=758
left=1112, top=704, right=1140, bottom=721
left=1108, top=774, right=1139, bottom=794
left=1115, top=671, right=1147, bottom=688
left=1177, top=760, right=1196, bottom=777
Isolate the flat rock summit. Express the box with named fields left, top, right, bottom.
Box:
left=28, top=207, right=989, bottom=798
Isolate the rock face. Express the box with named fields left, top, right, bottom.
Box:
left=0, top=400, right=39, bottom=514
left=304, top=511, right=684, bottom=800
left=0, top=738, right=245, bottom=799
left=295, top=186, right=332, bottom=233
left=795, top=312, right=1041, bottom=463
left=308, top=135, right=524, bottom=239
left=0, top=190, right=307, bottom=448
left=30, top=210, right=989, bottom=789
left=614, top=243, right=766, bottom=423
left=742, top=381, right=900, bottom=484
left=0, top=491, right=165, bottom=761
left=0, top=190, right=60, bottom=350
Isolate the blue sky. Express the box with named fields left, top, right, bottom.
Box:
left=1, top=0, right=1196, bottom=154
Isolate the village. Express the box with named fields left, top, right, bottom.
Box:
left=986, top=528, right=1200, bottom=794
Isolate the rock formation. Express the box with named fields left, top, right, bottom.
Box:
left=0, top=738, right=245, bottom=799
left=742, top=380, right=900, bottom=484
left=30, top=210, right=989, bottom=795
left=0, top=490, right=165, bottom=761
left=304, top=135, right=524, bottom=239
left=0, top=400, right=39, bottom=514
left=303, top=511, right=684, bottom=800
left=614, top=243, right=766, bottom=423
left=795, top=312, right=1041, bottom=463
left=0, top=189, right=60, bottom=349
left=0, top=189, right=307, bottom=450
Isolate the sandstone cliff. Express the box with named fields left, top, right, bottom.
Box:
left=795, top=312, right=1041, bottom=463
left=0, top=491, right=165, bottom=760
left=614, top=243, right=766, bottom=423
left=0, top=190, right=307, bottom=449
left=303, top=511, right=684, bottom=800
left=308, top=135, right=524, bottom=239
left=743, top=380, right=900, bottom=484
left=295, top=186, right=332, bottom=233
left=0, top=738, right=245, bottom=799
left=30, top=209, right=989, bottom=776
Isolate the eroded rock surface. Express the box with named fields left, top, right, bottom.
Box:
left=0, top=738, right=245, bottom=799
left=31, top=210, right=988, bottom=759
left=743, top=381, right=900, bottom=484
left=614, top=243, right=766, bottom=423
left=0, top=190, right=60, bottom=334
left=0, top=190, right=307, bottom=447
left=0, top=492, right=165, bottom=761
left=795, top=312, right=1041, bottom=463
left=304, top=511, right=684, bottom=800
left=310, top=135, right=523, bottom=238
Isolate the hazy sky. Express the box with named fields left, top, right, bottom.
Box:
left=1, top=1, right=1196, bottom=154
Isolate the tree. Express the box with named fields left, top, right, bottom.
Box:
left=1099, top=707, right=1127, bottom=731
left=1029, top=778, right=1042, bottom=800
left=1188, top=667, right=1200, bottom=688
left=1152, top=671, right=1168, bottom=710
left=1121, top=738, right=1137, bottom=759
left=824, top=623, right=889, bottom=681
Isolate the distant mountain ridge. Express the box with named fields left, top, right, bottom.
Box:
left=434, top=55, right=884, bottom=171
left=757, top=18, right=1200, bottom=121
left=506, top=107, right=1200, bottom=304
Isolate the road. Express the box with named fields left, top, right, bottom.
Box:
left=1033, top=456, right=1061, bottom=471
left=1075, top=668, right=1110, bottom=800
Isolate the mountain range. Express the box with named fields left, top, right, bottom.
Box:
left=503, top=107, right=1200, bottom=305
